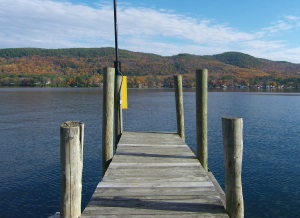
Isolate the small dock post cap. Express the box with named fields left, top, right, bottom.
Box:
left=60, top=121, right=84, bottom=128
left=222, top=117, right=243, bottom=120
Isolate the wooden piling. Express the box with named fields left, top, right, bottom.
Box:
left=222, top=117, right=244, bottom=218
left=114, top=75, right=123, bottom=150
left=174, top=75, right=185, bottom=141
left=102, top=67, right=115, bottom=176
left=60, top=121, right=84, bottom=218
left=196, top=69, right=208, bottom=172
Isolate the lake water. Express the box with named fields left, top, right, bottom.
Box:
left=0, top=88, right=299, bottom=218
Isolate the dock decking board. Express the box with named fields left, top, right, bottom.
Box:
left=81, top=132, right=228, bottom=217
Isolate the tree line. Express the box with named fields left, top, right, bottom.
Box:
left=0, top=48, right=299, bottom=88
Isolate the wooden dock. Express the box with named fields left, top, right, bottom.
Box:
left=81, top=131, right=229, bottom=217
left=59, top=70, right=243, bottom=218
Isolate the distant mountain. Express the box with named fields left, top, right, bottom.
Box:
left=0, top=48, right=299, bottom=87
left=211, top=52, right=265, bottom=69
left=211, top=51, right=300, bottom=77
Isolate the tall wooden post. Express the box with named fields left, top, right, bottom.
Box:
left=222, top=117, right=244, bottom=218
left=114, top=75, right=123, bottom=151
left=196, top=69, right=208, bottom=172
left=174, top=75, right=185, bottom=141
left=102, top=67, right=115, bottom=176
left=60, top=121, right=84, bottom=218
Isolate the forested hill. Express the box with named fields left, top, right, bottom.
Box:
left=0, top=48, right=299, bottom=88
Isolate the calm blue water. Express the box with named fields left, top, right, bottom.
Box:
left=0, top=88, right=299, bottom=217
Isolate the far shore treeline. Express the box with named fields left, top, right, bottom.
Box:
left=0, top=47, right=299, bottom=88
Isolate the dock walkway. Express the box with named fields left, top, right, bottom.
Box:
left=81, top=131, right=229, bottom=217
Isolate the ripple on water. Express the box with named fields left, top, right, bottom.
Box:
left=1, top=89, right=300, bottom=218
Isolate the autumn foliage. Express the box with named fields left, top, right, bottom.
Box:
left=0, top=48, right=299, bottom=88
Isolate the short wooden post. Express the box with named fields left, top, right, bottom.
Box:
left=102, top=67, right=115, bottom=176
left=196, top=69, right=208, bottom=172
left=174, top=75, right=185, bottom=141
left=60, top=121, right=84, bottom=218
left=222, top=117, right=244, bottom=218
left=114, top=75, right=123, bottom=151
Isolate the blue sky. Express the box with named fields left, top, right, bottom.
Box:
left=1, top=0, right=300, bottom=63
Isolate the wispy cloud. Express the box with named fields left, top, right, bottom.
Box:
left=0, top=0, right=300, bottom=63
left=118, top=6, right=256, bottom=45
left=283, top=15, right=300, bottom=21
left=257, top=17, right=299, bottom=36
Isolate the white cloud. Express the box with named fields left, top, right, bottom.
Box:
left=118, top=6, right=256, bottom=45
left=0, top=0, right=115, bottom=48
left=0, top=0, right=300, bottom=63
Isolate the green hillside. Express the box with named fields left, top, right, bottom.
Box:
left=212, top=52, right=265, bottom=69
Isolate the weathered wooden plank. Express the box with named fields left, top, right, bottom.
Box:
left=112, top=156, right=199, bottom=164
left=83, top=202, right=227, bottom=216
left=104, top=166, right=207, bottom=175
left=101, top=175, right=210, bottom=183
left=118, top=132, right=186, bottom=145
left=103, top=173, right=208, bottom=180
left=109, top=162, right=201, bottom=167
left=102, top=176, right=207, bottom=183
left=115, top=152, right=195, bottom=158
left=92, top=187, right=218, bottom=197
left=98, top=182, right=213, bottom=188
left=83, top=215, right=228, bottom=218
left=83, top=206, right=227, bottom=215
left=116, top=146, right=194, bottom=153
left=81, top=132, right=228, bottom=217
left=119, top=143, right=187, bottom=147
